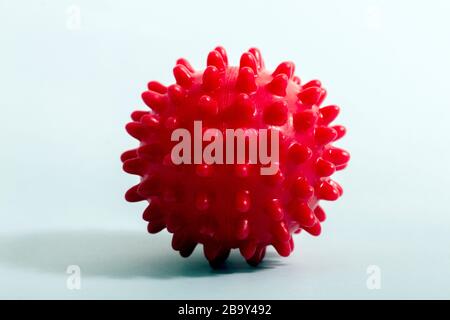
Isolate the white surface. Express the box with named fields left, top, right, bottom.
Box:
left=1, top=0, right=450, bottom=299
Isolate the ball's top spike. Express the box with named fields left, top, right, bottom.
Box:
left=140, top=114, right=160, bottom=127
left=292, top=176, right=314, bottom=199
left=293, top=110, right=318, bottom=132
left=176, top=58, right=195, bottom=73
left=288, top=143, right=312, bottom=163
left=141, top=90, right=166, bottom=113
left=167, top=84, right=185, bottom=105
left=272, top=61, right=295, bottom=79
left=324, top=147, right=350, bottom=167
left=263, top=100, right=288, bottom=126
left=315, top=157, right=336, bottom=177
left=123, top=158, right=145, bottom=175
left=266, top=199, right=284, bottom=221
left=202, top=65, right=221, bottom=91
left=302, top=79, right=321, bottom=89
left=319, top=105, right=340, bottom=125
left=332, top=125, right=346, bottom=141
left=130, top=110, right=148, bottom=122
left=214, top=46, right=228, bottom=65
left=240, top=52, right=258, bottom=74
left=207, top=50, right=226, bottom=71
left=298, top=87, right=324, bottom=105
left=121, top=149, right=138, bottom=163
left=248, top=47, right=265, bottom=69
left=272, top=221, right=290, bottom=242
left=314, top=206, right=326, bottom=222
left=303, top=223, right=321, bottom=236
left=142, top=200, right=163, bottom=222
left=317, top=180, right=340, bottom=201
left=267, top=74, right=289, bottom=96
left=330, top=180, right=343, bottom=196
left=291, top=201, right=316, bottom=228
left=315, top=126, right=338, bottom=145
left=173, top=64, right=193, bottom=88
left=236, top=67, right=257, bottom=93
left=147, top=81, right=167, bottom=94
left=125, top=184, right=145, bottom=202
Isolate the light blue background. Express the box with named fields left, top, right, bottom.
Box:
left=1, top=0, right=450, bottom=299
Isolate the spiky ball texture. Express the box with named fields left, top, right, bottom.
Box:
left=121, top=46, right=350, bottom=268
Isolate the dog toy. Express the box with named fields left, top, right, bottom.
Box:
left=122, top=46, right=349, bottom=267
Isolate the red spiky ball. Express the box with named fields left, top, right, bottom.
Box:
left=122, top=46, right=350, bottom=267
